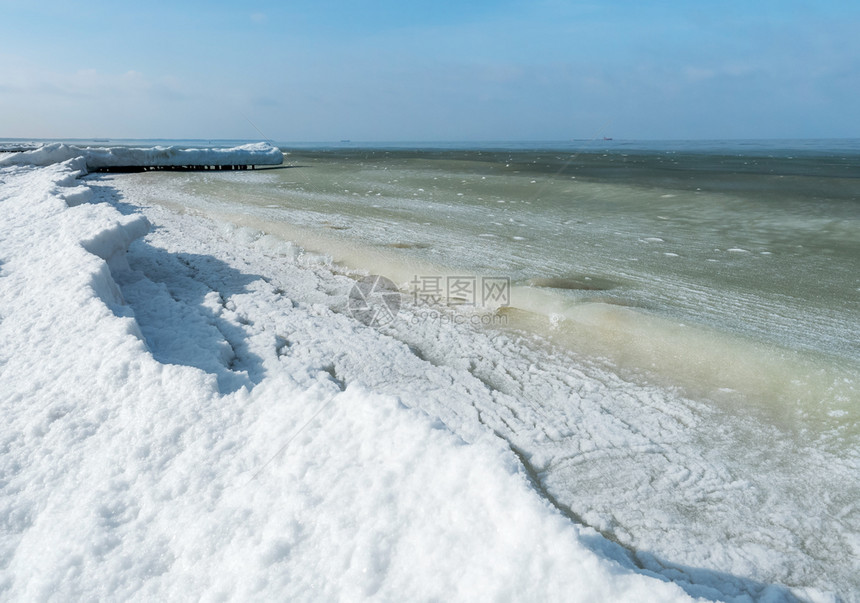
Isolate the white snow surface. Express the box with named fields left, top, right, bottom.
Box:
left=0, top=162, right=707, bottom=599
left=0, top=142, right=283, bottom=170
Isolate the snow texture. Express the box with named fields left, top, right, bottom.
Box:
left=0, top=161, right=702, bottom=600
left=0, top=142, right=283, bottom=170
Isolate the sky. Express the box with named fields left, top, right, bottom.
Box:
left=1, top=0, right=858, bottom=141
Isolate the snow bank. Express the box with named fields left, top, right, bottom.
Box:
left=0, top=162, right=698, bottom=599
left=0, top=143, right=85, bottom=168
left=0, top=141, right=283, bottom=170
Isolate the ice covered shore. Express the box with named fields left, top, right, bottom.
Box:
left=0, top=141, right=283, bottom=170
left=0, top=156, right=705, bottom=599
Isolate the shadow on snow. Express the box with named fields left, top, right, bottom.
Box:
left=89, top=177, right=266, bottom=394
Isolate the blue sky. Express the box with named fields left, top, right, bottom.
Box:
left=1, top=0, right=858, bottom=141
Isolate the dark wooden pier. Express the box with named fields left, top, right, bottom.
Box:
left=92, top=164, right=261, bottom=173
left=1, top=143, right=284, bottom=172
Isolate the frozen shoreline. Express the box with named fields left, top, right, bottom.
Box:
left=0, top=157, right=707, bottom=599
left=1, top=147, right=855, bottom=601
left=105, top=155, right=860, bottom=601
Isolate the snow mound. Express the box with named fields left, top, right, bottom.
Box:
left=0, top=143, right=85, bottom=167
left=0, top=163, right=700, bottom=599
left=0, top=142, right=283, bottom=170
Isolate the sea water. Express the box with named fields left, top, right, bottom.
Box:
left=106, top=140, right=860, bottom=597
left=162, top=142, right=859, bottom=415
